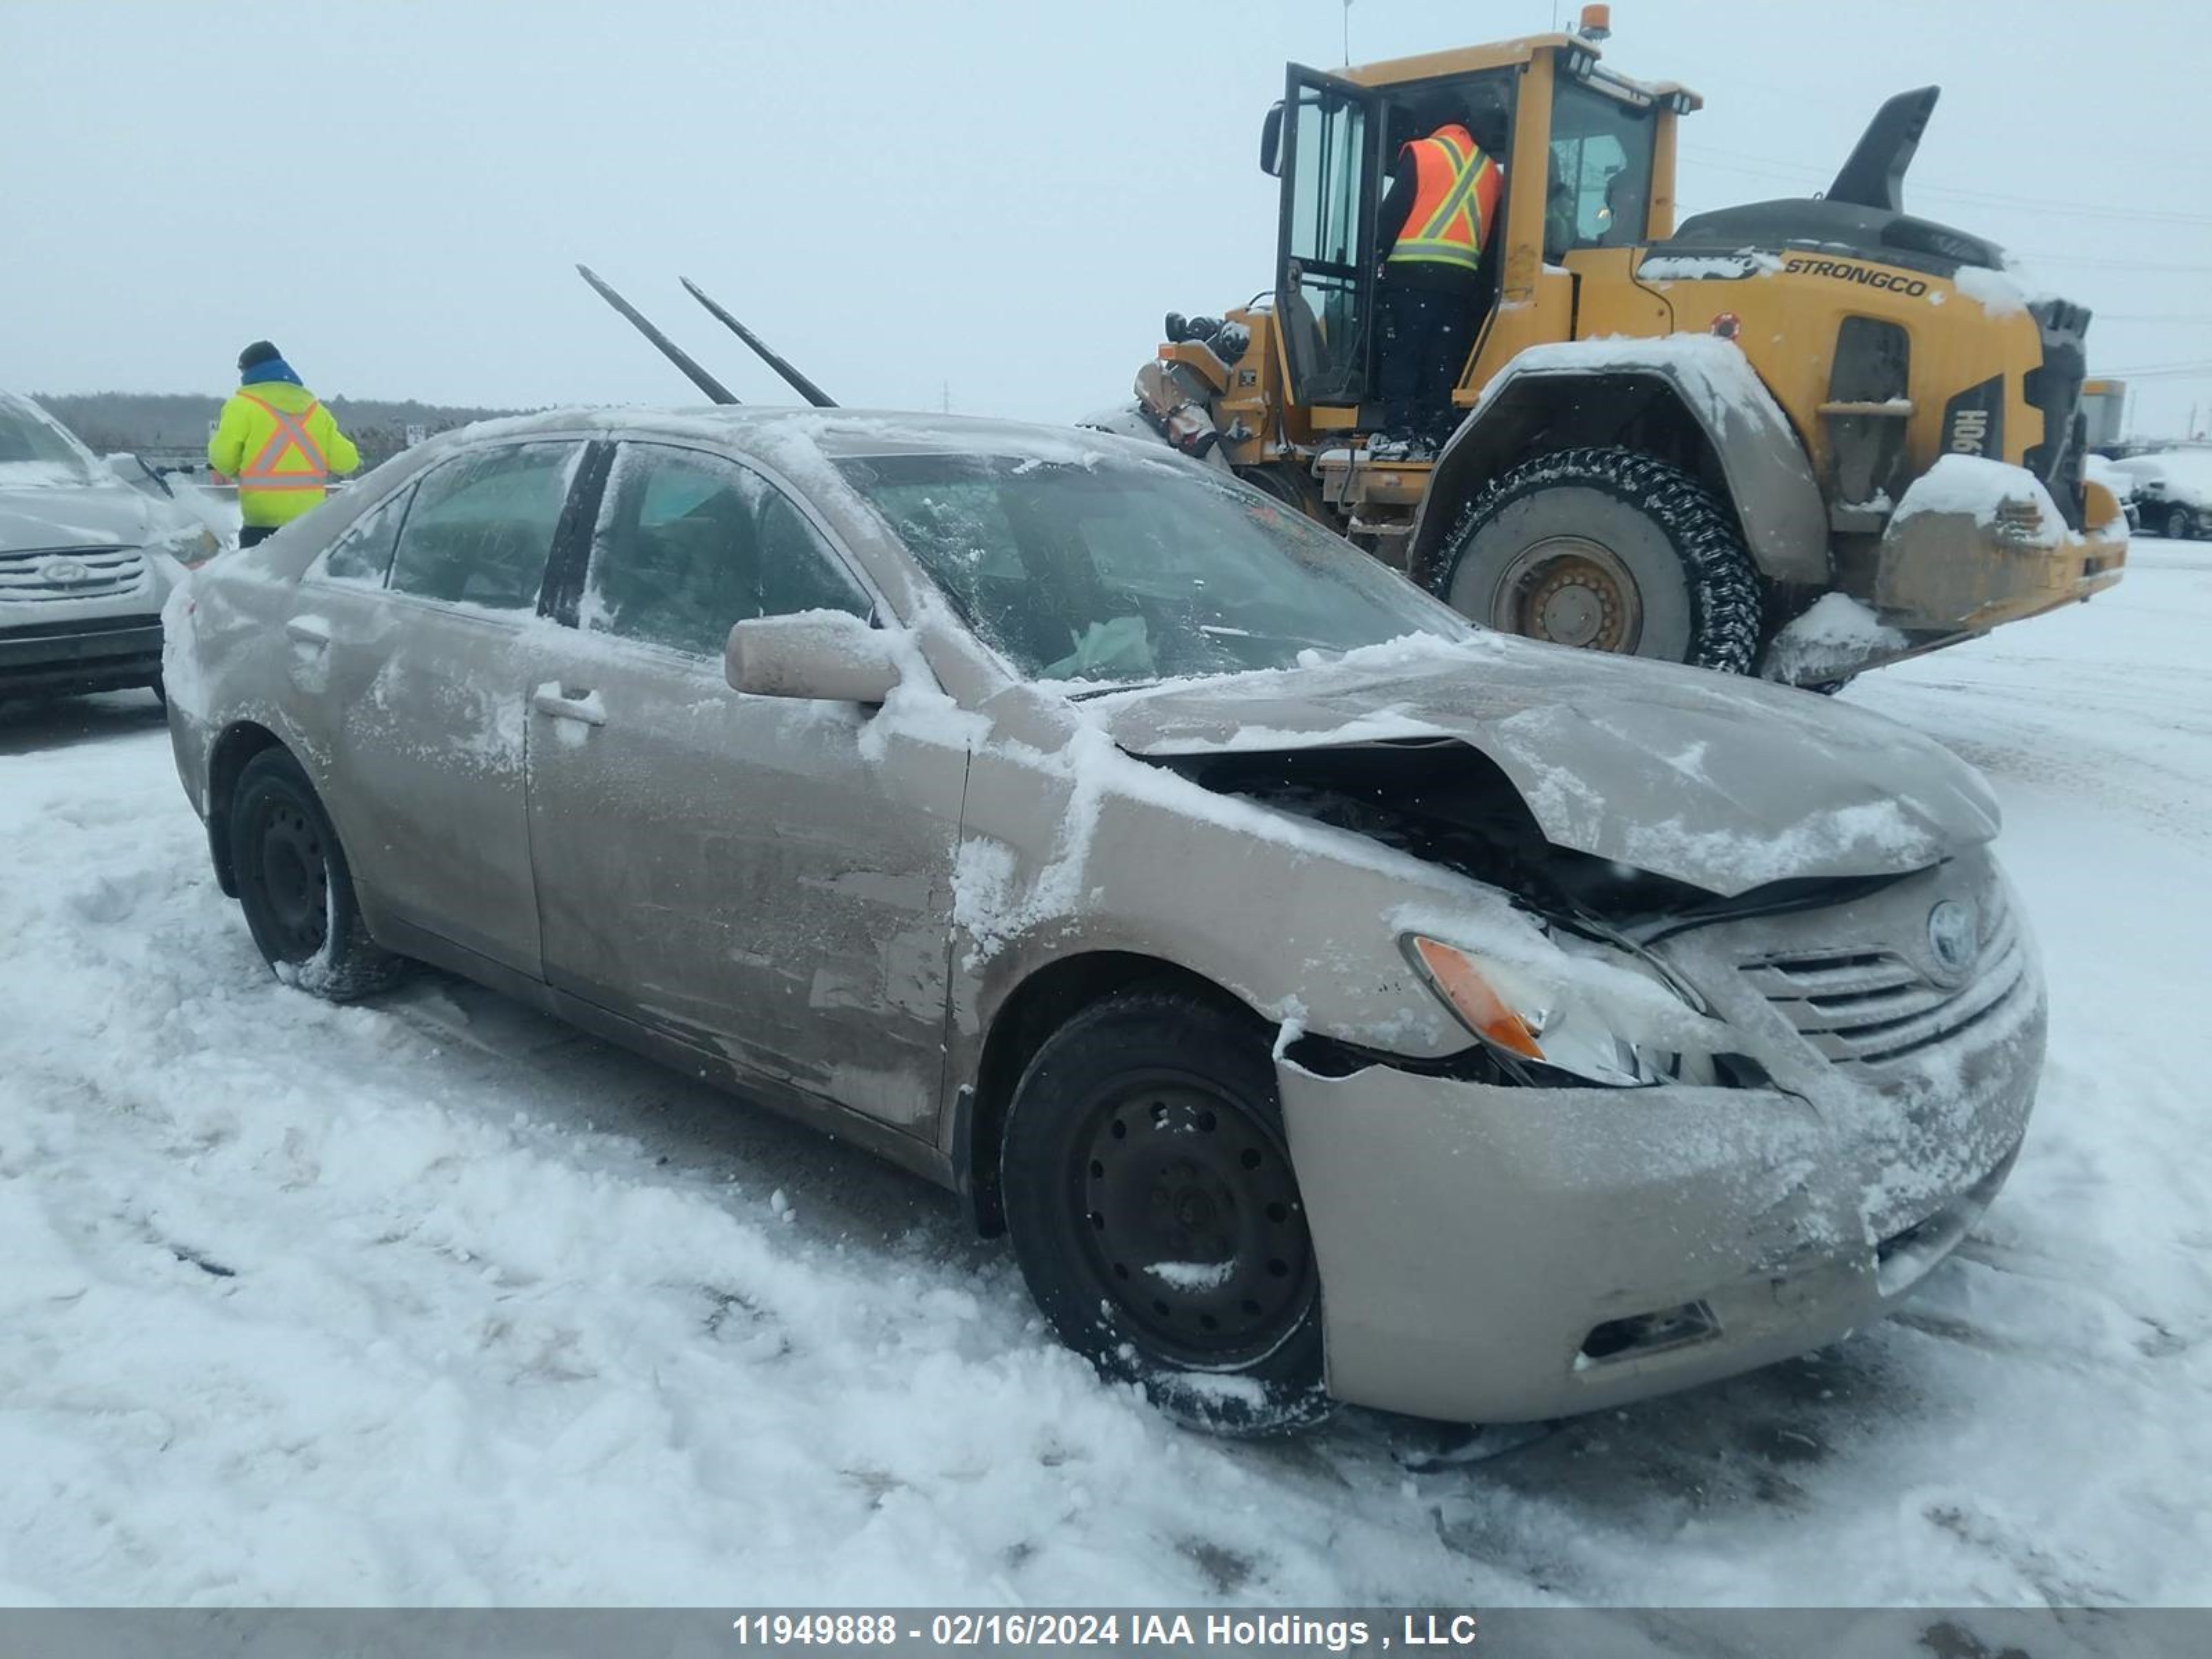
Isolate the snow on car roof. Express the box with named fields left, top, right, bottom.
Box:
left=438, top=405, right=1174, bottom=466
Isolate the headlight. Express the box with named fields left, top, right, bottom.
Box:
left=1405, top=932, right=1718, bottom=1088
left=150, top=523, right=223, bottom=569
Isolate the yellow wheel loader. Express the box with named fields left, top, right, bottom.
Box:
left=1130, top=12, right=2127, bottom=684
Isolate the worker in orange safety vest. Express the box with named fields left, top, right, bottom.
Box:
left=209, top=341, right=361, bottom=546
left=1376, top=98, right=1505, bottom=451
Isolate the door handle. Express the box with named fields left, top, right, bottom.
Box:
left=285, top=616, right=332, bottom=648
left=531, top=682, right=607, bottom=727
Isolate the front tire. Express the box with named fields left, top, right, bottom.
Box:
left=1000, top=988, right=1330, bottom=1435
left=1436, top=447, right=1763, bottom=673
left=229, top=749, right=402, bottom=1001
left=2166, top=505, right=2193, bottom=541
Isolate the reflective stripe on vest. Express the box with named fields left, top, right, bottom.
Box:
left=236, top=392, right=330, bottom=491
left=1388, top=125, right=1501, bottom=274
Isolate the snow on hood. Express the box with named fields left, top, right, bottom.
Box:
left=1089, top=633, right=2000, bottom=897
left=0, top=471, right=171, bottom=554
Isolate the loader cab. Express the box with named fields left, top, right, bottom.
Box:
left=1261, top=36, right=1689, bottom=422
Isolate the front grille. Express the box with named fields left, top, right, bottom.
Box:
left=0, top=545, right=149, bottom=603
left=2024, top=299, right=2090, bottom=529
left=1740, top=891, right=2028, bottom=1069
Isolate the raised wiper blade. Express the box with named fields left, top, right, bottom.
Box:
left=576, top=264, right=739, bottom=405
left=681, top=276, right=838, bottom=408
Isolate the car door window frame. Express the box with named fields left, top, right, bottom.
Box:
left=302, top=477, right=422, bottom=590
left=545, top=438, right=885, bottom=664
left=376, top=435, right=607, bottom=623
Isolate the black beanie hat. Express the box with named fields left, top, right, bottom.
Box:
left=238, top=340, right=282, bottom=373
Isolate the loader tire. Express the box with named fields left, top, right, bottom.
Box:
left=1240, top=460, right=1331, bottom=523
left=1436, top=447, right=1763, bottom=674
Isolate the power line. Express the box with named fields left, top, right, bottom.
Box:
left=2016, top=254, right=2212, bottom=274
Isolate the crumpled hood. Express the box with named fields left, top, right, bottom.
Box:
left=1091, top=634, right=2000, bottom=897
left=0, top=474, right=165, bottom=554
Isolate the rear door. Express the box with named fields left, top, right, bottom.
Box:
left=521, top=440, right=968, bottom=1133
left=311, top=436, right=604, bottom=977
left=1277, top=64, right=1387, bottom=408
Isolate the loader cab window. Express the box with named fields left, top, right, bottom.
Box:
left=1279, top=71, right=1375, bottom=406
left=1546, top=79, right=1656, bottom=259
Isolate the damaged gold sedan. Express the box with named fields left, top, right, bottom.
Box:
left=163, top=409, right=2043, bottom=1432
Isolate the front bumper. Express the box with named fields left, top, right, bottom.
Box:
left=1872, top=491, right=2126, bottom=642
left=0, top=614, right=165, bottom=696
left=1279, top=858, right=2045, bottom=1425
left=1280, top=1062, right=2025, bottom=1423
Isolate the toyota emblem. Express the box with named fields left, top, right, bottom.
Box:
left=1927, top=900, right=1979, bottom=980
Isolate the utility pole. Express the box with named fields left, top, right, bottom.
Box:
left=941, top=380, right=950, bottom=414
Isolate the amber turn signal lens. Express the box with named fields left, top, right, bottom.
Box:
left=1410, top=937, right=1545, bottom=1060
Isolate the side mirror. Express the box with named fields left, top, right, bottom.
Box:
left=1259, top=101, right=1284, bottom=177
left=726, top=610, right=903, bottom=704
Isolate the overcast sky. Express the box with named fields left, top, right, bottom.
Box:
left=5, top=0, right=2209, bottom=435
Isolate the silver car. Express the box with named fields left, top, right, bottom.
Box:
left=164, top=409, right=2044, bottom=1432
left=1, top=390, right=223, bottom=700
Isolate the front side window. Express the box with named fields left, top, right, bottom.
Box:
left=318, top=483, right=415, bottom=585
left=388, top=442, right=583, bottom=612
left=838, top=451, right=1472, bottom=685
left=582, top=444, right=868, bottom=658
left=1546, top=80, right=1656, bottom=259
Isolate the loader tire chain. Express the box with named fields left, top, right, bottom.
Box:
left=1438, top=445, right=1763, bottom=675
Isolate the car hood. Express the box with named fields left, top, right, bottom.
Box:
left=0, top=474, right=168, bottom=553
left=1089, top=635, right=2000, bottom=897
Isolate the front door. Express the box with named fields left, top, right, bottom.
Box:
left=1277, top=64, right=1385, bottom=408
left=522, top=440, right=968, bottom=1134
left=309, top=437, right=598, bottom=976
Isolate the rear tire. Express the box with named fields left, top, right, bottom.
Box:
left=2166, top=505, right=2193, bottom=541
left=229, top=749, right=402, bottom=1001
left=1436, top=447, right=1762, bottom=673
left=1000, top=988, right=1331, bottom=1436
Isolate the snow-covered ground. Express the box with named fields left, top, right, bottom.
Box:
left=2, top=543, right=2208, bottom=1607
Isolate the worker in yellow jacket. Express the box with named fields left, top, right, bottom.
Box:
left=209, top=341, right=361, bottom=545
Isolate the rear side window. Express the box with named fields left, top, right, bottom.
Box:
left=582, top=444, right=869, bottom=658
left=319, top=484, right=414, bottom=585
left=388, top=442, right=583, bottom=611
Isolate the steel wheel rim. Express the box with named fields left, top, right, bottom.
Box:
left=1074, top=1074, right=1313, bottom=1367
left=1492, top=535, right=1644, bottom=652
left=259, top=800, right=329, bottom=959
left=2169, top=508, right=2190, bottom=541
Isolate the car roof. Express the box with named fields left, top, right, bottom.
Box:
left=441, top=405, right=1168, bottom=466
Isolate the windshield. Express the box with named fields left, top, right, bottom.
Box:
left=836, top=451, right=1473, bottom=685
left=0, top=395, right=100, bottom=483
left=1545, top=79, right=1658, bottom=259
